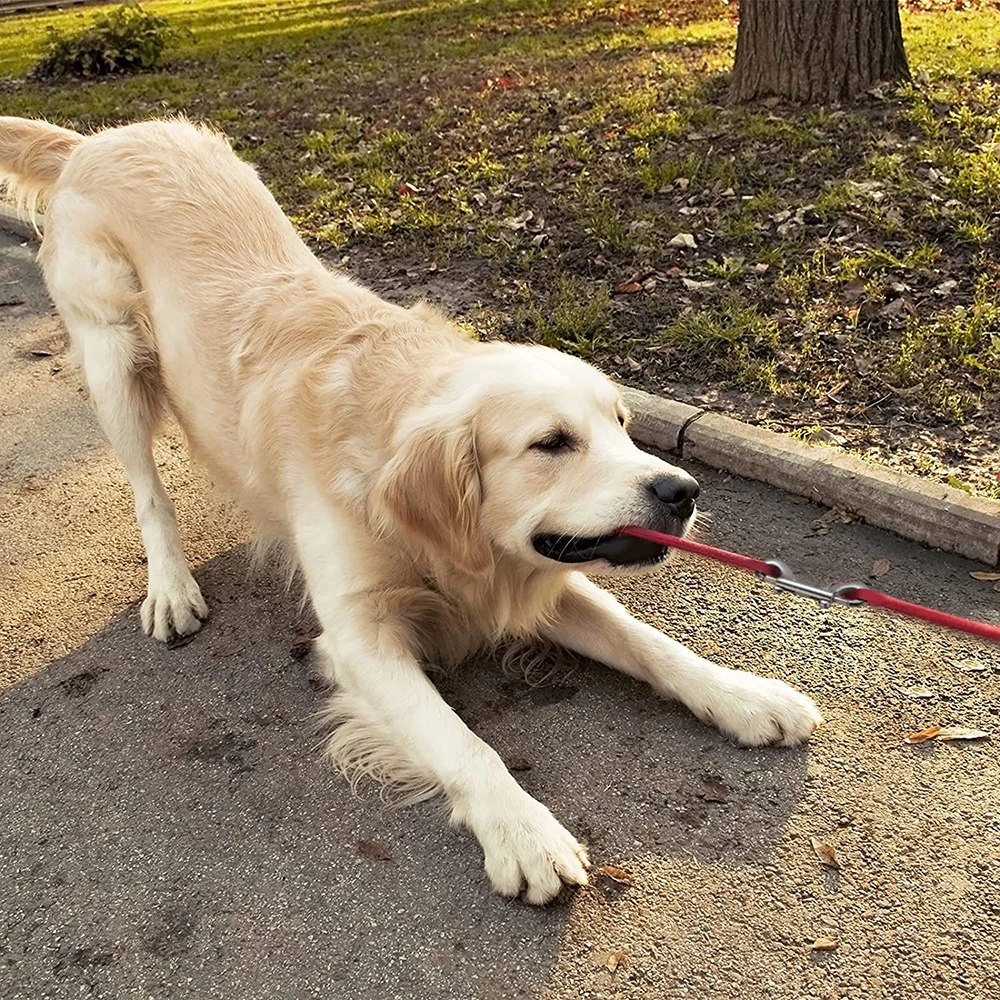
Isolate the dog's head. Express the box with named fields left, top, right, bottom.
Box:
left=372, top=343, right=700, bottom=577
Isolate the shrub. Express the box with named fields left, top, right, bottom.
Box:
left=30, top=3, right=185, bottom=81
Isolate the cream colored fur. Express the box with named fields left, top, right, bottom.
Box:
left=0, top=116, right=822, bottom=905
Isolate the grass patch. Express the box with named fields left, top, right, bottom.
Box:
left=2, top=0, right=999, bottom=490
left=513, top=276, right=613, bottom=356
left=657, top=299, right=781, bottom=393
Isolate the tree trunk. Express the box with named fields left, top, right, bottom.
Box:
left=729, top=0, right=911, bottom=104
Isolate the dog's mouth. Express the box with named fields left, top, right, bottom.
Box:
left=532, top=530, right=669, bottom=567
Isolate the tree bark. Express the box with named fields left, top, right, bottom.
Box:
left=729, top=0, right=911, bottom=104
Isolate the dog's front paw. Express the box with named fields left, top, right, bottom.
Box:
left=141, top=569, right=208, bottom=643
left=465, top=794, right=590, bottom=905
left=700, top=672, right=822, bottom=747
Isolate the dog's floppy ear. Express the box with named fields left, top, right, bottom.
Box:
left=372, top=406, right=493, bottom=578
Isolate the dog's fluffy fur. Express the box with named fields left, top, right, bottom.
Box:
left=1, top=117, right=822, bottom=904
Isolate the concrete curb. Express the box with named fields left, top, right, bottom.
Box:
left=4, top=209, right=998, bottom=565
left=622, top=386, right=1000, bottom=567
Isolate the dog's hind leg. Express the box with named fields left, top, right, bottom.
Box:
left=41, top=224, right=208, bottom=642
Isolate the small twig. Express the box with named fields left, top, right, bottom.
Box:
left=856, top=391, right=894, bottom=414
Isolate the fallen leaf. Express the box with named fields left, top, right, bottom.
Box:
left=932, top=279, right=958, bottom=296
left=28, top=349, right=54, bottom=357
left=357, top=839, right=394, bottom=861
left=695, top=776, right=730, bottom=803
left=810, top=837, right=841, bottom=869
left=879, top=297, right=915, bottom=319
left=595, top=865, right=634, bottom=886
left=396, top=181, right=421, bottom=197
left=605, top=949, right=629, bottom=973
left=905, top=725, right=941, bottom=744
left=481, top=75, right=515, bottom=91
left=870, top=558, right=891, bottom=579
left=936, top=727, right=990, bottom=741
left=503, top=209, right=534, bottom=231
left=901, top=685, right=935, bottom=699
left=614, top=280, right=641, bottom=294
left=811, top=507, right=853, bottom=535
left=507, top=757, right=533, bottom=771
left=970, top=571, right=1000, bottom=581
left=956, top=661, right=987, bottom=673
left=668, top=232, right=697, bottom=249
left=809, top=937, right=839, bottom=952
left=681, top=278, right=717, bottom=290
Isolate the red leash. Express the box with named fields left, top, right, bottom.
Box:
left=622, top=526, right=1000, bottom=644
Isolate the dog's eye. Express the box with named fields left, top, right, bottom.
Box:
left=530, top=431, right=571, bottom=453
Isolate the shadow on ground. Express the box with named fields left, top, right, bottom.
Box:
left=0, top=545, right=811, bottom=1000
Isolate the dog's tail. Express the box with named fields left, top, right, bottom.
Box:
left=0, top=117, right=83, bottom=228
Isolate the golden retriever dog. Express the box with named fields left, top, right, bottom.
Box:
left=1, top=117, right=821, bottom=904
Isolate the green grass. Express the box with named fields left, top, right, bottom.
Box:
left=655, top=298, right=782, bottom=393
left=514, top=275, right=613, bottom=356
left=3, top=0, right=999, bottom=493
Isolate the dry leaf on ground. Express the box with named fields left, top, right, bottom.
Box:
left=811, top=507, right=853, bottom=536
left=357, top=839, right=394, bottom=862
left=901, top=685, right=935, bottom=699
left=956, top=661, right=987, bottom=673
left=936, top=727, right=990, bottom=741
left=809, top=937, right=839, bottom=952
left=614, top=280, right=641, bottom=294
left=605, top=950, right=629, bottom=973
left=970, top=571, right=1000, bottom=581
left=595, top=865, right=634, bottom=886
left=695, top=776, right=730, bottom=802
left=810, top=837, right=841, bottom=869
left=507, top=757, right=533, bottom=771
left=870, top=558, right=891, bottom=579
left=906, top=724, right=990, bottom=743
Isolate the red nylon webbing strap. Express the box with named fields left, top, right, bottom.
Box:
left=620, top=526, right=1000, bottom=644
left=838, top=587, right=1000, bottom=644
left=621, top=525, right=775, bottom=577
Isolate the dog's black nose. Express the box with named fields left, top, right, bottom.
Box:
left=648, top=474, right=700, bottom=517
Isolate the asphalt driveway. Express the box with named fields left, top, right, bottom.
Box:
left=1, top=230, right=998, bottom=1000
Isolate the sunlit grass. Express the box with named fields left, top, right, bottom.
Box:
left=1, top=0, right=998, bottom=467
